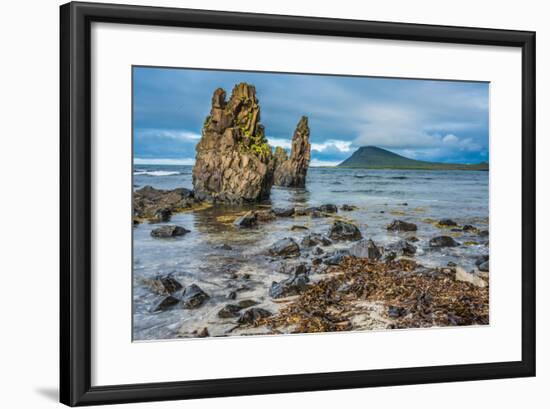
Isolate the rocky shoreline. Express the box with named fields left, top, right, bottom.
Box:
left=133, top=187, right=489, bottom=338
left=133, top=81, right=488, bottom=339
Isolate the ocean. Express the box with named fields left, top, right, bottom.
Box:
left=133, top=165, right=489, bottom=340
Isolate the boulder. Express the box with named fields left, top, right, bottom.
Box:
left=301, top=233, right=332, bottom=247
left=438, top=218, right=458, bottom=227
left=341, top=204, right=357, bottom=211
left=255, top=209, right=276, bottom=222
left=150, top=225, right=190, bottom=238
left=217, top=304, right=242, bottom=318
left=149, top=208, right=172, bottom=223
left=268, top=238, right=300, bottom=257
left=237, top=299, right=259, bottom=308
left=319, top=204, right=338, bottom=213
left=475, top=255, right=489, bottom=267
left=269, top=273, right=310, bottom=299
left=238, top=308, right=273, bottom=324
left=312, top=246, right=324, bottom=255
left=151, top=295, right=179, bottom=312
left=324, top=250, right=349, bottom=265
left=478, top=260, right=489, bottom=272
left=328, top=220, right=362, bottom=241
left=462, top=224, right=478, bottom=232
left=386, top=239, right=417, bottom=257
left=134, top=186, right=197, bottom=221
left=388, top=305, right=407, bottom=318
left=192, top=83, right=274, bottom=203
left=143, top=274, right=183, bottom=295
left=349, top=239, right=382, bottom=260
left=181, top=284, right=209, bottom=309
left=387, top=219, right=417, bottom=232
left=272, top=207, right=295, bottom=217
left=273, top=116, right=311, bottom=187
left=234, top=211, right=257, bottom=228
left=429, top=236, right=459, bottom=248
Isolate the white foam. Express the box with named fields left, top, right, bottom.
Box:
left=133, top=170, right=180, bottom=176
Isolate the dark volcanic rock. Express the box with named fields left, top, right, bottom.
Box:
left=234, top=211, right=257, bottom=228
left=150, top=225, right=190, bottom=238
left=479, top=230, right=489, bottom=237
left=341, top=204, right=357, bottom=211
left=301, top=233, right=332, bottom=247
left=388, top=305, right=407, bottom=318
left=328, top=220, right=362, bottom=241
left=151, top=295, right=179, bottom=312
left=134, top=186, right=197, bottom=221
left=273, top=207, right=295, bottom=217
left=438, top=218, right=458, bottom=227
left=181, top=284, right=209, bottom=309
left=273, top=116, right=311, bottom=187
left=462, top=224, right=478, bottom=232
left=478, top=261, right=489, bottom=272
left=386, top=239, right=417, bottom=257
left=387, top=219, right=417, bottom=232
left=144, top=274, right=183, bottom=295
left=349, top=239, right=382, bottom=260
left=237, top=299, right=259, bottom=308
left=268, top=238, right=300, bottom=257
left=149, top=208, right=172, bottom=223
left=319, top=204, right=338, bottom=213
left=192, top=83, right=274, bottom=203
left=312, top=246, right=324, bottom=255
left=324, top=250, right=349, bottom=266
left=255, top=209, right=276, bottom=222
left=474, top=255, right=489, bottom=268
left=429, top=236, right=459, bottom=248
left=217, top=304, right=242, bottom=318
left=269, top=273, right=310, bottom=299
left=238, top=308, right=273, bottom=324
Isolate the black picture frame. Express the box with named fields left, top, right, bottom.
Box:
left=60, top=1, right=536, bottom=406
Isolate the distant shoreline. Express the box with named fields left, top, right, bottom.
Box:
left=134, top=162, right=489, bottom=171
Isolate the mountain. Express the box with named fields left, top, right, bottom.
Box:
left=338, top=146, right=488, bottom=170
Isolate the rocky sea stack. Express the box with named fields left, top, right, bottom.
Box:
left=273, top=116, right=311, bottom=188
left=192, top=83, right=274, bottom=203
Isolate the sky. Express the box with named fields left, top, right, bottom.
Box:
left=133, top=66, right=489, bottom=167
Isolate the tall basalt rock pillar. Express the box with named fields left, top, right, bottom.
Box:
left=273, top=116, right=311, bottom=188
left=192, top=83, right=274, bottom=203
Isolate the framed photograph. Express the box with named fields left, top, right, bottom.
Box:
left=60, top=1, right=535, bottom=406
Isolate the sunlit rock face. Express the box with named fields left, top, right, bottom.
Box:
left=192, top=83, right=274, bottom=203
left=273, top=116, right=311, bottom=188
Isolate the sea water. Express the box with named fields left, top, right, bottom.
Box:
left=132, top=165, right=489, bottom=340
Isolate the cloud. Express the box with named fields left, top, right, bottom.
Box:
left=133, top=67, right=489, bottom=164
left=310, top=159, right=340, bottom=167
left=134, top=157, right=195, bottom=165
left=311, top=140, right=353, bottom=153
left=135, top=128, right=201, bottom=142
left=267, top=137, right=291, bottom=150
left=442, top=134, right=459, bottom=143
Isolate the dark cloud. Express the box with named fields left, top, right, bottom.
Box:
left=133, top=67, right=489, bottom=164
